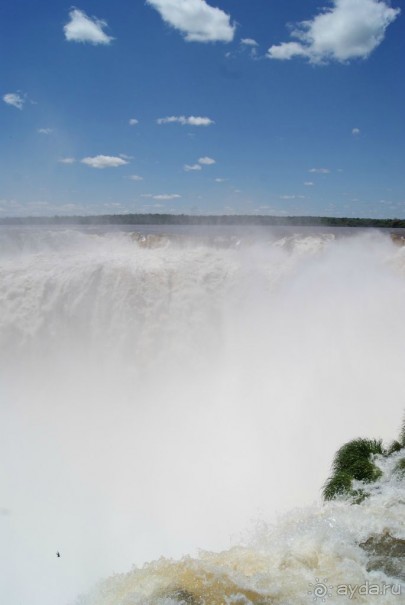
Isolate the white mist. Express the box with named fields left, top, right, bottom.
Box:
left=1, top=227, right=404, bottom=605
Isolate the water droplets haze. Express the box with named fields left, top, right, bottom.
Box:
left=1, top=226, right=404, bottom=604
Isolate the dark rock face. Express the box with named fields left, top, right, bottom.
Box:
left=165, top=589, right=202, bottom=604
left=360, top=533, right=405, bottom=581
left=390, top=233, right=405, bottom=246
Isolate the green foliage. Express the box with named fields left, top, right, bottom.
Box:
left=323, top=471, right=353, bottom=500
left=393, top=457, right=405, bottom=478
left=323, top=418, right=405, bottom=502
left=2, top=213, right=405, bottom=228
left=400, top=416, right=405, bottom=447
left=348, top=459, right=382, bottom=483
left=323, top=439, right=384, bottom=501
left=387, top=440, right=403, bottom=455
left=332, top=439, right=384, bottom=474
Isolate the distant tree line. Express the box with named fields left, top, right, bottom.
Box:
left=2, top=214, right=405, bottom=228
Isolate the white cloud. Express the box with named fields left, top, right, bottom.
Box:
left=215, top=177, right=227, bottom=182
left=81, top=155, right=129, bottom=169
left=184, top=116, right=214, bottom=126
left=129, top=118, right=139, bottom=126
left=184, top=156, right=216, bottom=171
left=304, top=181, right=314, bottom=186
left=0, top=199, right=22, bottom=213
left=58, top=157, right=76, bottom=164
left=198, top=156, right=216, bottom=165
left=64, top=9, right=113, bottom=45
left=352, top=127, right=361, bottom=135
left=142, top=193, right=181, bottom=200
left=129, top=174, right=144, bottom=181
left=157, top=115, right=214, bottom=126
left=267, top=42, right=307, bottom=61
left=119, top=153, right=134, bottom=160
left=146, top=0, right=235, bottom=43
left=3, top=93, right=25, bottom=110
left=267, top=0, right=400, bottom=64
left=38, top=128, right=53, bottom=135
left=154, top=194, right=181, bottom=200
left=309, top=168, right=331, bottom=173
left=141, top=203, right=166, bottom=210
left=241, top=38, right=258, bottom=47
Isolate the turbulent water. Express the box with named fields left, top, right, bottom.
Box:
left=1, top=226, right=404, bottom=605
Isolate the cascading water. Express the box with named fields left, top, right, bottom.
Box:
left=1, top=226, right=404, bottom=605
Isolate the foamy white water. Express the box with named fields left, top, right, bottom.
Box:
left=0, top=227, right=404, bottom=605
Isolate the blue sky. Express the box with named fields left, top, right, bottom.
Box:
left=1, top=0, right=404, bottom=218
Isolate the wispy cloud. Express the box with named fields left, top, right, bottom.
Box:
left=141, top=203, right=166, bottom=210
left=0, top=199, right=22, bottom=213
left=59, top=157, right=76, bottom=164
left=304, top=181, right=314, bottom=186
left=154, top=193, right=181, bottom=200
left=241, top=38, right=258, bottom=47
left=37, top=128, right=53, bottom=135
left=157, top=115, right=214, bottom=126
left=198, top=156, right=216, bottom=165
left=142, top=193, right=181, bottom=200
left=3, top=93, right=25, bottom=110
left=128, top=174, right=144, bottom=181
left=81, top=155, right=129, bottom=169
left=129, top=118, right=139, bottom=126
left=215, top=177, right=227, bottom=183
left=240, top=37, right=259, bottom=57
left=267, top=0, right=400, bottom=64
left=64, top=9, right=114, bottom=45
left=352, top=127, right=361, bottom=136
left=184, top=156, right=216, bottom=171
left=309, top=168, right=330, bottom=174
left=146, top=0, right=235, bottom=43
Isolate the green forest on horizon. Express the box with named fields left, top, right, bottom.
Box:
left=2, top=214, right=405, bottom=228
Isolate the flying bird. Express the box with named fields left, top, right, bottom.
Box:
left=56, top=551, right=61, bottom=558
